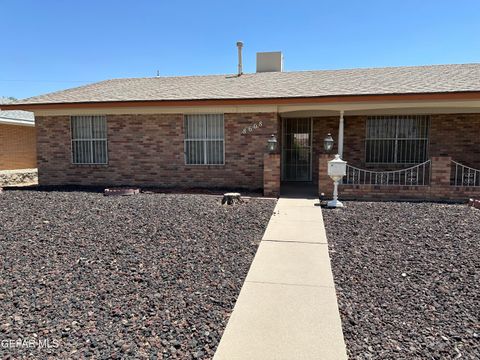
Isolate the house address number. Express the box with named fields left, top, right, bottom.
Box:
left=241, top=121, right=263, bottom=135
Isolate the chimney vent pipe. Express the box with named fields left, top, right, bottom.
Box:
left=236, top=41, right=244, bottom=76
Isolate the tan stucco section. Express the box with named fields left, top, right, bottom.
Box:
left=0, top=124, right=37, bottom=170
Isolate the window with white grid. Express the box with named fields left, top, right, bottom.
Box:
left=71, top=115, right=108, bottom=164
left=184, top=114, right=224, bottom=165
left=366, top=115, right=429, bottom=164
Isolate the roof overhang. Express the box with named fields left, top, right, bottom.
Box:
left=0, top=118, right=35, bottom=127
left=2, top=91, right=480, bottom=112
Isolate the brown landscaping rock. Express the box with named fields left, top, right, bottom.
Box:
left=467, top=198, right=480, bottom=209
left=0, top=190, right=275, bottom=359
left=323, top=202, right=480, bottom=359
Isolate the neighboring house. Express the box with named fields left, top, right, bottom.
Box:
left=0, top=107, right=36, bottom=171
left=1, top=52, right=480, bottom=200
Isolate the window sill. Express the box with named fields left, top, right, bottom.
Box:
left=71, top=163, right=109, bottom=168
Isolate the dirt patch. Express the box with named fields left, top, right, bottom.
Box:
left=0, top=168, right=37, bottom=187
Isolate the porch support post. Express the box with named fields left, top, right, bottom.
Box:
left=318, top=154, right=334, bottom=197
left=338, top=110, right=344, bottom=158
left=264, top=153, right=281, bottom=197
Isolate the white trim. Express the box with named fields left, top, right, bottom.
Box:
left=343, top=160, right=431, bottom=186
left=338, top=110, right=344, bottom=158
left=451, top=160, right=480, bottom=187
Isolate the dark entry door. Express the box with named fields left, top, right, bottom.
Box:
left=282, top=118, right=312, bottom=181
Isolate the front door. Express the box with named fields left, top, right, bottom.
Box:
left=282, top=118, right=312, bottom=181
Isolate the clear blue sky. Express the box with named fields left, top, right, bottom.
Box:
left=2, top=0, right=480, bottom=99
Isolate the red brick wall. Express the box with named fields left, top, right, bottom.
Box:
left=316, top=114, right=480, bottom=171
left=36, top=111, right=480, bottom=197
left=318, top=154, right=335, bottom=196
left=36, top=113, right=278, bottom=189
left=263, top=153, right=280, bottom=197
left=337, top=185, right=480, bottom=201
left=330, top=156, right=480, bottom=201
left=0, top=124, right=37, bottom=170
left=311, top=117, right=338, bottom=184
left=317, top=114, right=480, bottom=201
left=430, top=114, right=480, bottom=168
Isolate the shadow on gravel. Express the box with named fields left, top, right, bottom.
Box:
left=2, top=185, right=264, bottom=197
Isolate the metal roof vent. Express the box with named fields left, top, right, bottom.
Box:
left=236, top=41, right=244, bottom=76
left=256, top=52, right=283, bottom=73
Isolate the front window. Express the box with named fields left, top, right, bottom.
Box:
left=365, top=115, right=429, bottom=164
left=184, top=114, right=224, bottom=165
left=71, top=115, right=108, bottom=164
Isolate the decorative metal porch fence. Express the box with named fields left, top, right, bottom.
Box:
left=451, top=161, right=480, bottom=187
left=342, top=160, right=431, bottom=186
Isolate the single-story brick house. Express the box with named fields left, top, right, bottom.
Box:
left=0, top=106, right=36, bottom=171
left=2, top=54, right=480, bottom=200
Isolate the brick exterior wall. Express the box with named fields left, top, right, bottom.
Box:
left=429, top=114, right=480, bottom=168
left=263, top=153, right=280, bottom=197
left=320, top=155, right=480, bottom=201
left=0, top=124, right=37, bottom=170
left=318, top=154, right=334, bottom=196
left=316, top=114, right=480, bottom=200
left=338, top=114, right=480, bottom=170
left=36, top=113, right=278, bottom=189
left=35, top=111, right=479, bottom=200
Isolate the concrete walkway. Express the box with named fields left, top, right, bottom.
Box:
left=214, top=197, right=347, bottom=360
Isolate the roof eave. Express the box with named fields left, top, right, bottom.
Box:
left=3, top=91, right=480, bottom=111
left=0, top=118, right=35, bottom=127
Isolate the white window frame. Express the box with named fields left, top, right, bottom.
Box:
left=365, top=115, right=430, bottom=165
left=70, top=115, right=108, bottom=165
left=184, top=114, right=225, bottom=165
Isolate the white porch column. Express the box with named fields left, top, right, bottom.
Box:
left=338, top=110, right=344, bottom=158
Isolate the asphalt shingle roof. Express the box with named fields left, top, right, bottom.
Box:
left=0, top=98, right=34, bottom=123
left=0, top=110, right=35, bottom=123
left=11, top=63, right=480, bottom=105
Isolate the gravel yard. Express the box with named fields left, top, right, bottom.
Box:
left=0, top=190, right=275, bottom=359
left=323, top=202, right=480, bottom=359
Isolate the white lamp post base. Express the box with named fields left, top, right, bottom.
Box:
left=327, top=199, right=344, bottom=208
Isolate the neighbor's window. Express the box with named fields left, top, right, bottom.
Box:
left=184, top=114, right=224, bottom=165
left=366, top=115, right=429, bottom=164
left=71, top=115, right=108, bottom=164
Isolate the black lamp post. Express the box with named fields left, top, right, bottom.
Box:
left=323, top=133, right=334, bottom=153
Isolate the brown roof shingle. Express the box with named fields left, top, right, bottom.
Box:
left=11, top=63, right=480, bottom=105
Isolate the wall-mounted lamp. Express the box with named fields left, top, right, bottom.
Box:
left=324, top=133, right=334, bottom=153
left=267, top=134, right=277, bottom=153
